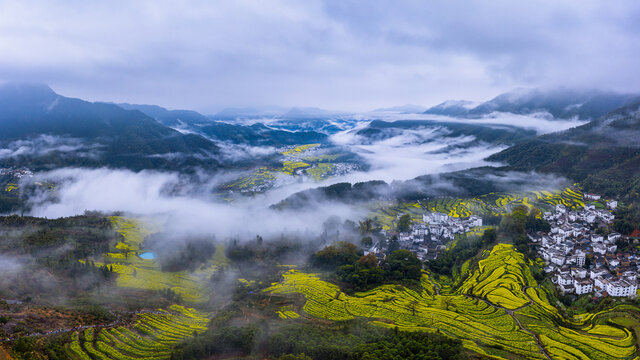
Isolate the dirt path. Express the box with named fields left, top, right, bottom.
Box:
left=427, top=277, right=441, bottom=296
left=465, top=286, right=551, bottom=360
left=428, top=276, right=550, bottom=359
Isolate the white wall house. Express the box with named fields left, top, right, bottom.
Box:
left=423, top=212, right=449, bottom=224
left=574, top=279, right=593, bottom=295
left=551, top=255, right=565, bottom=266
left=468, top=215, right=483, bottom=227
left=606, top=280, right=637, bottom=297
left=585, top=193, right=601, bottom=200
left=558, top=275, right=573, bottom=286
left=575, top=251, right=586, bottom=267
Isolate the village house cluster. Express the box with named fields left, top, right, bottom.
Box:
left=0, top=167, right=33, bottom=178
left=529, top=197, right=637, bottom=298
left=379, top=212, right=483, bottom=261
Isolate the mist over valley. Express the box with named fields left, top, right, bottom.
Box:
left=2, top=2, right=640, bottom=359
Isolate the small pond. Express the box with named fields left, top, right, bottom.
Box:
left=139, top=252, right=156, bottom=260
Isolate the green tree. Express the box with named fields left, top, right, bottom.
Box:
left=277, top=354, right=313, bottom=360
left=387, top=235, right=400, bottom=254
left=397, top=214, right=412, bottom=232
left=359, top=218, right=374, bottom=235
left=310, top=241, right=362, bottom=270
left=382, top=250, right=422, bottom=284
left=361, top=236, right=373, bottom=247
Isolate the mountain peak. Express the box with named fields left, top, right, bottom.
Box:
left=0, top=82, right=58, bottom=102
left=373, top=104, right=428, bottom=113
left=424, top=99, right=476, bottom=116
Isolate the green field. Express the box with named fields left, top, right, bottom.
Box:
left=266, top=244, right=639, bottom=359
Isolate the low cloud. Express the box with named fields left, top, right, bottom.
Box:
left=477, top=170, right=571, bottom=193
left=329, top=124, right=505, bottom=183
left=0, top=135, right=102, bottom=160
left=217, top=142, right=278, bottom=162
left=367, top=111, right=588, bottom=135
left=0, top=254, right=24, bottom=275
left=27, top=167, right=362, bottom=240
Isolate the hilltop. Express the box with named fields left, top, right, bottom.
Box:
left=488, top=100, right=640, bottom=198
left=0, top=83, right=222, bottom=172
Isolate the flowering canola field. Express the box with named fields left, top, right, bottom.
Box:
left=266, top=244, right=638, bottom=359
left=371, top=187, right=586, bottom=229
left=66, top=305, right=208, bottom=360
left=88, top=217, right=226, bottom=303
left=224, top=143, right=349, bottom=193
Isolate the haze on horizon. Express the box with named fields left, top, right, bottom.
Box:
left=1, top=0, right=639, bottom=113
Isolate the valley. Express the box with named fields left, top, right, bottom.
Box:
left=1, top=84, right=640, bottom=360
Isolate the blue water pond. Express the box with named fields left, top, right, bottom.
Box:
left=139, top=252, right=157, bottom=260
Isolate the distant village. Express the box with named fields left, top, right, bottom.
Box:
left=529, top=194, right=638, bottom=298
left=0, top=167, right=33, bottom=179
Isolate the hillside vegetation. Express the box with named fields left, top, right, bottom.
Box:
left=267, top=244, right=640, bottom=359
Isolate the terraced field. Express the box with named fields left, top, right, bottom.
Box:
left=305, top=162, right=334, bottom=181
left=225, top=167, right=278, bottom=192
left=222, top=143, right=352, bottom=193
left=88, top=217, right=227, bottom=303
left=3, top=183, right=17, bottom=192
left=66, top=305, right=208, bottom=360
left=282, top=143, right=321, bottom=156
left=266, top=244, right=639, bottom=359
left=371, top=187, right=586, bottom=229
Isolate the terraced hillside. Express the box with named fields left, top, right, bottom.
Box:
left=223, top=143, right=356, bottom=193
left=266, top=244, right=639, bottom=359
left=371, top=187, right=585, bottom=229
left=66, top=305, right=208, bottom=360
left=87, top=217, right=228, bottom=303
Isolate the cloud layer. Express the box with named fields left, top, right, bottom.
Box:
left=1, top=0, right=639, bottom=111
left=28, top=167, right=362, bottom=239
left=330, top=125, right=503, bottom=183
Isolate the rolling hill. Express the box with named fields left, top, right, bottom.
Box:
left=0, top=83, right=222, bottom=171
left=488, top=100, right=640, bottom=198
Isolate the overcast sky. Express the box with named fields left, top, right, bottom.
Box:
left=1, top=0, right=639, bottom=112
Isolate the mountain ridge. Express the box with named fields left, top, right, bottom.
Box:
left=425, top=88, right=640, bottom=120
left=0, top=83, right=222, bottom=171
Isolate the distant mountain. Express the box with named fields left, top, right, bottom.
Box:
left=487, top=100, right=640, bottom=197
left=373, top=104, right=428, bottom=113
left=199, top=122, right=328, bottom=146
left=426, top=88, right=639, bottom=120
left=119, top=103, right=331, bottom=145
left=0, top=83, right=221, bottom=171
left=423, top=100, right=476, bottom=116
left=263, top=117, right=360, bottom=135
left=280, top=107, right=347, bottom=120
left=117, top=103, right=210, bottom=127
left=212, top=106, right=286, bottom=119
left=354, top=119, right=536, bottom=146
